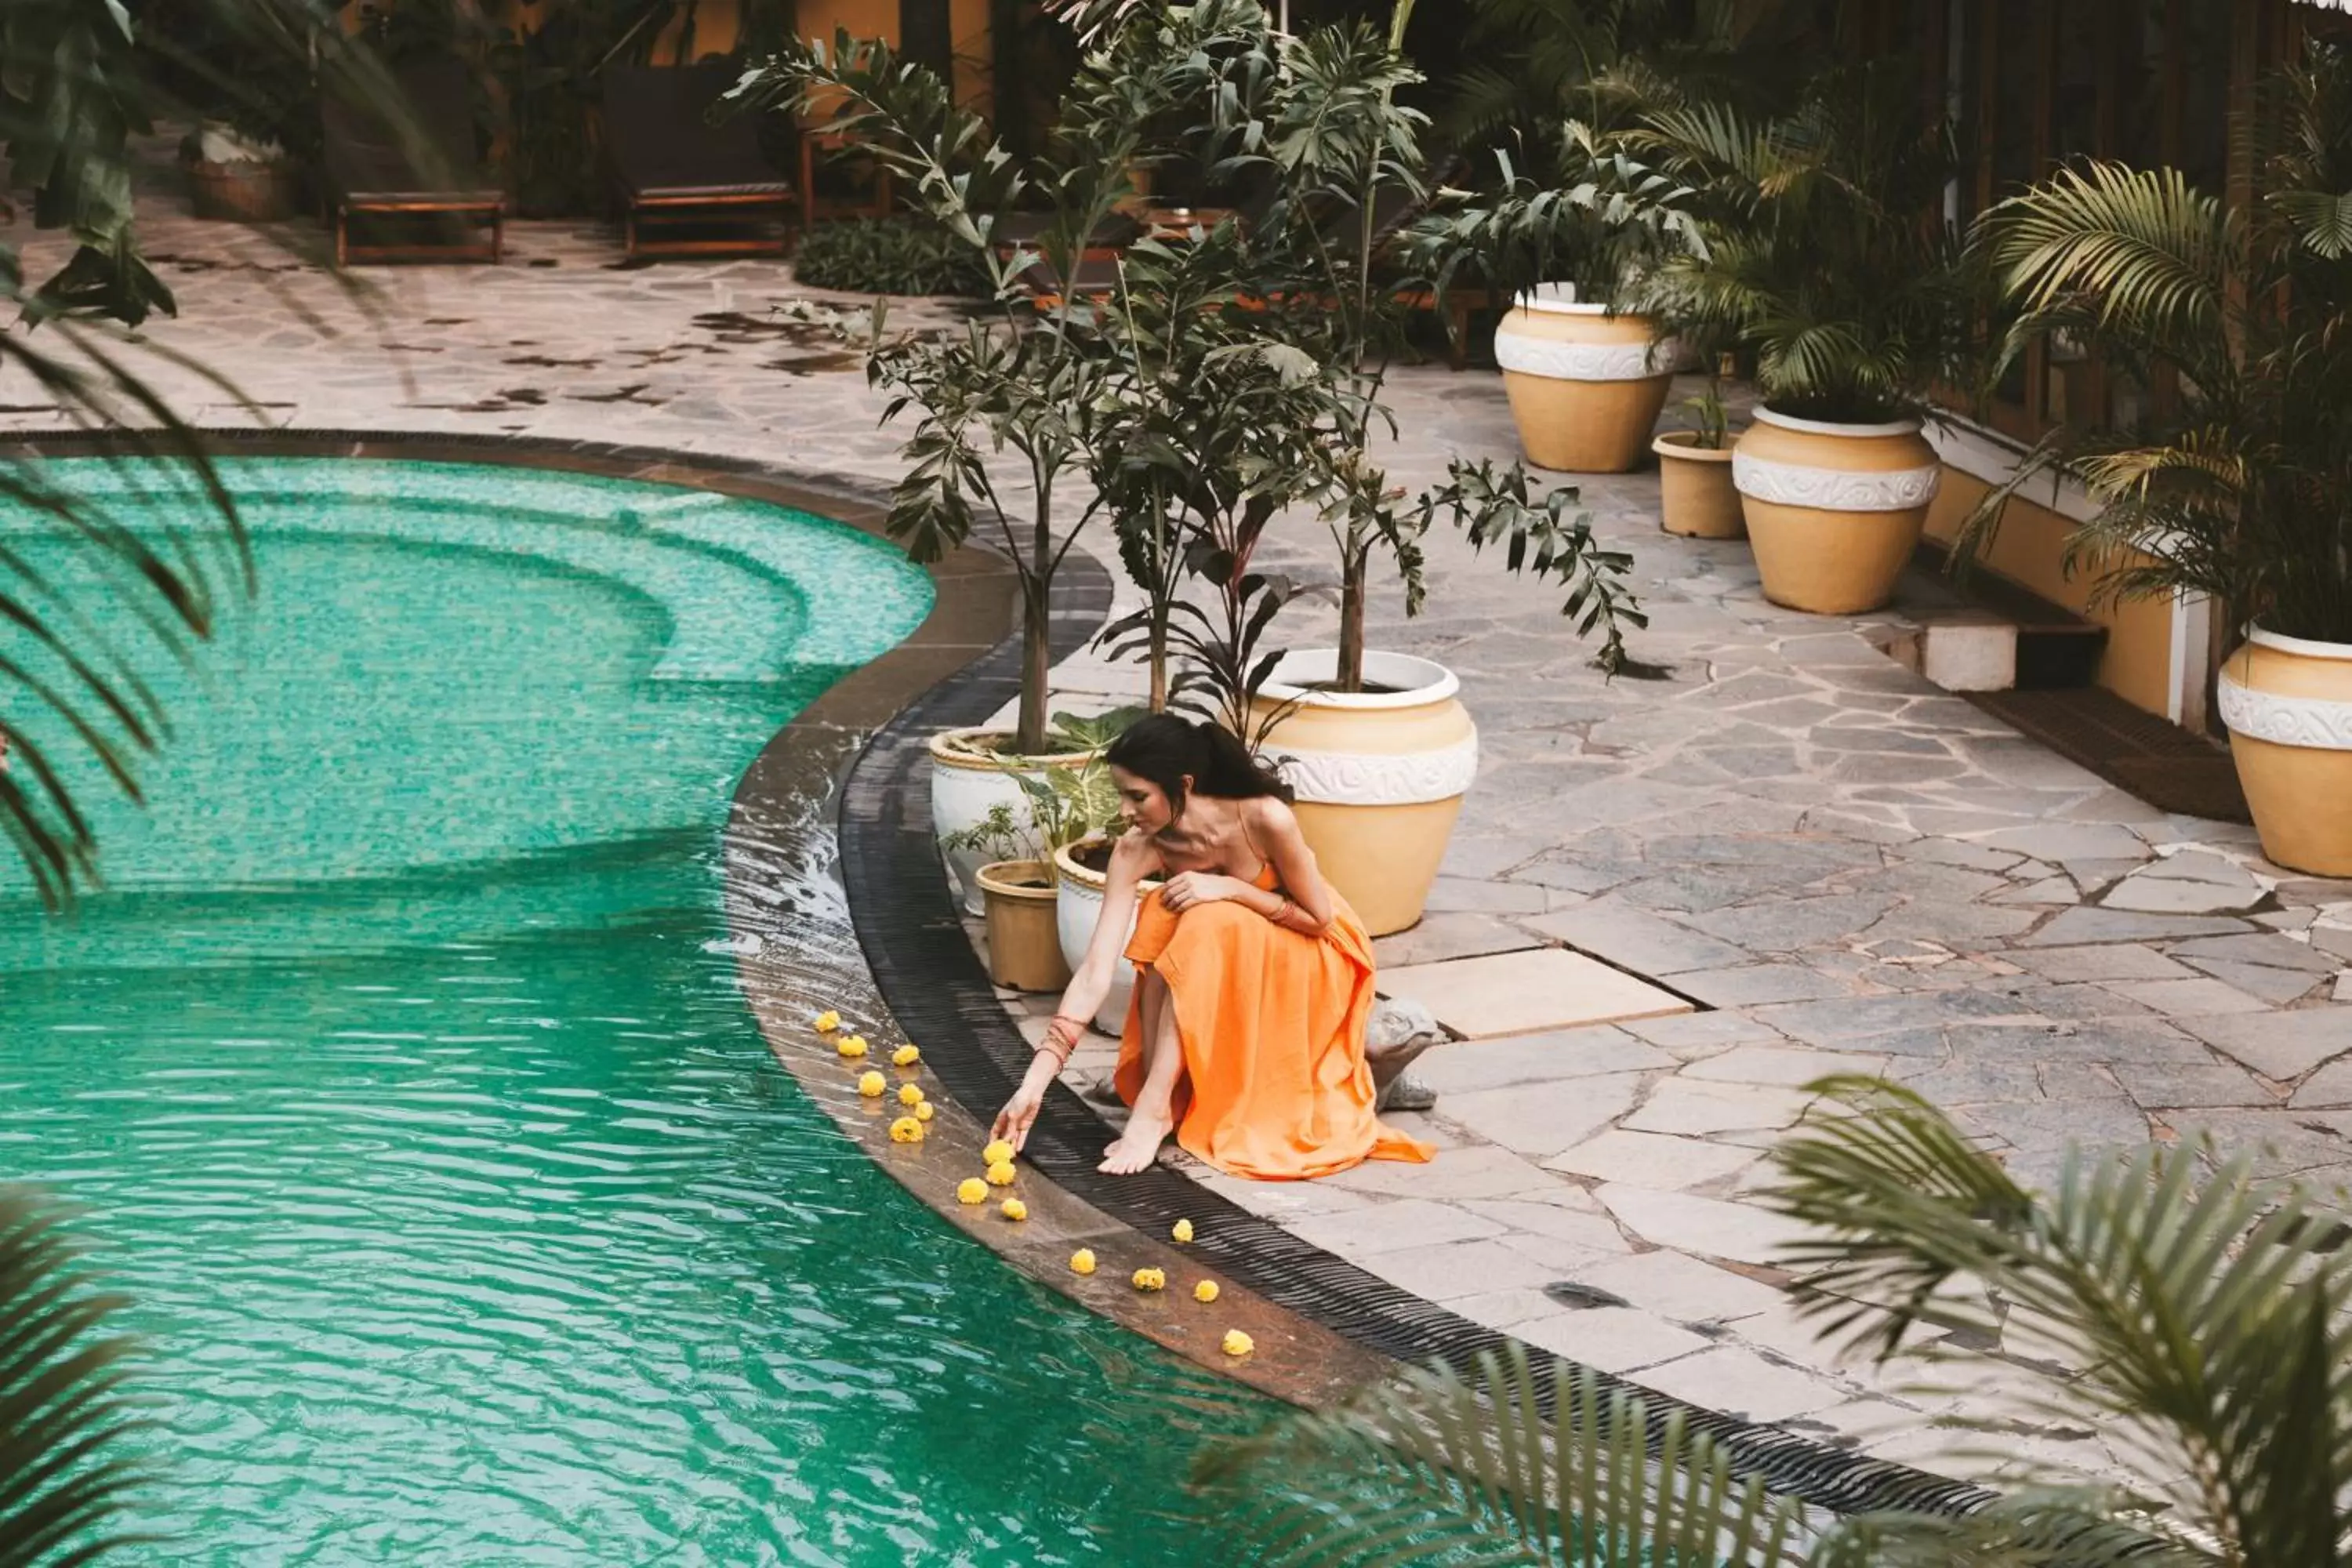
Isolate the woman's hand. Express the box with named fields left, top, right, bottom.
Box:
left=1158, top=870, right=1248, bottom=913
left=992, top=1076, right=1047, bottom=1153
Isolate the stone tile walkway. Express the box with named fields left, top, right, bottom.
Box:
left=18, top=186, right=2352, bottom=1493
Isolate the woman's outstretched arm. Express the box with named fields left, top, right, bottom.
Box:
left=990, top=832, right=1154, bottom=1151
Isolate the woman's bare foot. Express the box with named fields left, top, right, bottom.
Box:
left=1098, top=1105, right=1174, bottom=1174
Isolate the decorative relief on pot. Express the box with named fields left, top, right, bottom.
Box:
left=2219, top=672, right=2352, bottom=750
left=1731, top=453, right=1942, bottom=512
left=1492, top=330, right=1681, bottom=383
left=1269, top=733, right=1480, bottom=806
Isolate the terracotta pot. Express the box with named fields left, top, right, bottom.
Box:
left=187, top=159, right=298, bottom=222
left=1730, top=407, right=1941, bottom=615
left=1653, top=430, right=1744, bottom=539
left=927, top=729, right=1098, bottom=916
left=1246, top=649, right=1476, bottom=938
left=977, top=860, right=1072, bottom=992
left=2219, top=628, right=2352, bottom=877
left=1053, top=839, right=1163, bottom=1033
left=1492, top=288, right=1677, bottom=474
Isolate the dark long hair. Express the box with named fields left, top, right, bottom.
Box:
left=1105, top=714, right=1292, bottom=819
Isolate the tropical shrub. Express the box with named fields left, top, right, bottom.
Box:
left=791, top=216, right=991, bottom=297
left=1961, top=42, right=2352, bottom=644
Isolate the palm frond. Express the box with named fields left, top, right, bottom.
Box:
left=1197, top=1345, right=1809, bottom=1567
left=0, top=1185, right=155, bottom=1567
left=1766, top=1076, right=2352, bottom=1562
left=1977, top=162, right=2235, bottom=357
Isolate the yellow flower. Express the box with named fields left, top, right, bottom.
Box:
left=1000, top=1198, right=1029, bottom=1221
left=1221, top=1329, right=1254, bottom=1357
left=914, top=1101, right=935, bottom=1122
left=1171, top=1218, right=1194, bottom=1243
left=888, top=1116, right=924, bottom=1144
left=813, top=1010, right=841, bottom=1033
left=1069, top=1248, right=1097, bottom=1275
left=858, top=1070, right=886, bottom=1098
left=1193, top=1279, right=1219, bottom=1304
left=957, top=1178, right=989, bottom=1205
left=1131, top=1267, right=1167, bottom=1292
left=891, top=1044, right=921, bottom=1067
left=981, top=1138, right=1015, bottom=1167
left=985, top=1160, right=1018, bottom=1187
left=837, top=1035, right=869, bottom=1059
left=898, top=1083, right=925, bottom=1107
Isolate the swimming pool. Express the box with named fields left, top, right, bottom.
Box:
left=0, top=459, right=1275, bottom=1564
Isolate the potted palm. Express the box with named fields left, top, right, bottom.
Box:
left=1653, top=380, right=1743, bottom=538
left=1419, top=128, right=1704, bottom=474
left=733, top=30, right=1192, bottom=913
left=1616, top=60, right=1971, bottom=615
left=1962, top=43, right=2352, bottom=876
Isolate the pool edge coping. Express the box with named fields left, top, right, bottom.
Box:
left=2, top=427, right=1998, bottom=1520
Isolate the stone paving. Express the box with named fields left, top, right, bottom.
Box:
left=16, top=181, right=2352, bottom=1494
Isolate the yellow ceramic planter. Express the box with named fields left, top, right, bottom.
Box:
left=1493, top=288, right=1676, bottom=474
left=1730, top=407, right=1940, bottom=615
left=1653, top=430, right=1744, bottom=539
left=1246, top=650, right=1476, bottom=938
left=2219, top=628, right=2352, bottom=876
left=977, top=859, right=1072, bottom=992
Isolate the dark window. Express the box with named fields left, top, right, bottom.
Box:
left=901, top=0, right=954, bottom=82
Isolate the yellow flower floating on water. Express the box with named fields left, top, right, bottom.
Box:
left=891, top=1044, right=921, bottom=1067
left=1000, top=1199, right=1028, bottom=1221
left=981, top=1138, right=1015, bottom=1167
left=914, top=1102, right=935, bottom=1122
left=888, top=1116, right=924, bottom=1144
left=837, top=1035, right=869, bottom=1059
left=1069, top=1249, right=1096, bottom=1275
left=898, top=1083, right=925, bottom=1107
left=1221, top=1330, right=1254, bottom=1357
left=984, top=1160, right=1018, bottom=1187
left=1193, top=1280, right=1219, bottom=1304
left=1171, top=1218, right=1194, bottom=1243
left=813, top=1010, right=840, bottom=1033
left=857, top=1071, right=886, bottom=1098
left=957, top=1178, right=989, bottom=1205
left=1131, top=1268, right=1166, bottom=1292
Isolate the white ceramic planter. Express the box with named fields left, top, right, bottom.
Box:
left=1052, top=839, right=1161, bottom=1034
left=927, top=729, right=1098, bottom=916
left=1246, top=649, right=1478, bottom=937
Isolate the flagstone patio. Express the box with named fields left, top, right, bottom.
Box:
left=18, top=194, right=2352, bottom=1493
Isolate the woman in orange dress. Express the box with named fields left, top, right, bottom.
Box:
left=990, top=715, right=1433, bottom=1180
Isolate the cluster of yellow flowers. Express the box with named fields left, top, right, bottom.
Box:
left=1061, top=1220, right=1252, bottom=1354
left=818, top=1006, right=1254, bottom=1359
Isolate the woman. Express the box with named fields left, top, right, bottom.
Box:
left=989, top=713, right=1434, bottom=1180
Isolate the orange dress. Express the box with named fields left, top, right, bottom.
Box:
left=1115, top=862, right=1435, bottom=1181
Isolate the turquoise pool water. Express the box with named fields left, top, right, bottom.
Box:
left=0, top=460, right=1272, bottom=1564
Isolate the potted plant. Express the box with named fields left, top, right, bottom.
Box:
left=734, top=27, right=1198, bottom=911
left=1961, top=42, right=2352, bottom=875
left=1613, top=60, right=1971, bottom=615
left=180, top=123, right=299, bottom=223
left=1653, top=381, right=1743, bottom=539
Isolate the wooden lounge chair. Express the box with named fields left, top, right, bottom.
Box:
left=602, top=60, right=797, bottom=259
left=321, top=60, right=505, bottom=267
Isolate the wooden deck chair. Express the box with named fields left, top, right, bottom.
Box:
left=321, top=60, right=506, bottom=267
left=602, top=60, right=797, bottom=259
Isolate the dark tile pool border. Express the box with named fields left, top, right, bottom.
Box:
left=4, top=426, right=1994, bottom=1520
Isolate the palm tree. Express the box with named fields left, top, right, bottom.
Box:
left=1957, top=42, right=2352, bottom=647
left=1200, top=1075, right=2350, bottom=1566
left=0, top=1186, right=151, bottom=1566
